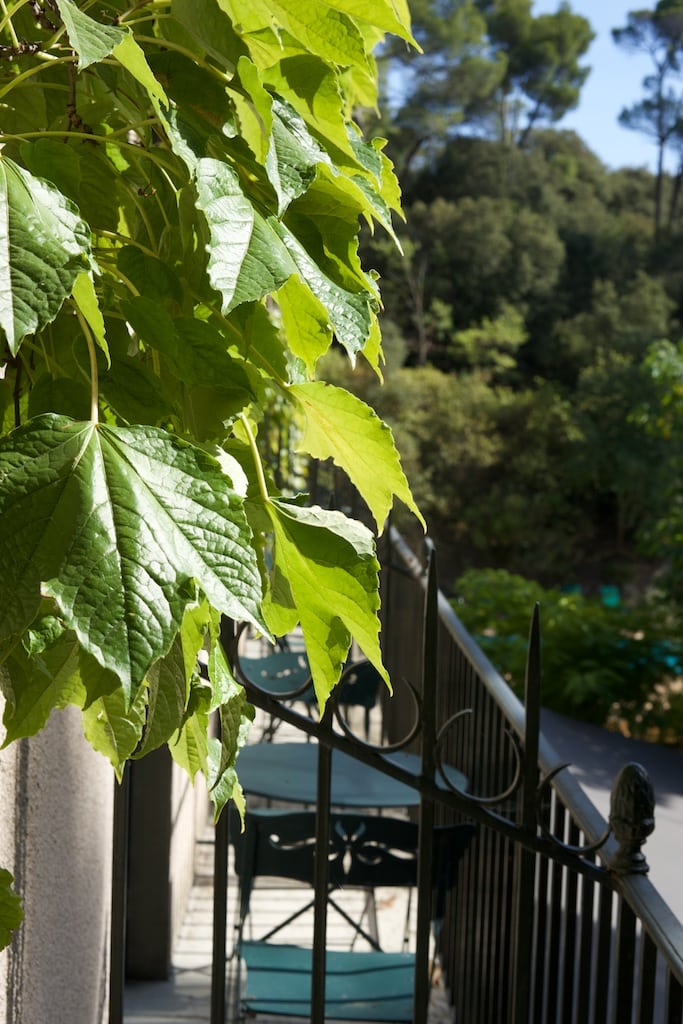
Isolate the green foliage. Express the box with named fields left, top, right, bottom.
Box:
left=452, top=568, right=682, bottom=734
left=0, top=870, right=22, bottom=952
left=0, top=0, right=421, bottom=870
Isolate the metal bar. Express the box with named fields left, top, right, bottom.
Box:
left=210, top=807, right=229, bottom=1024
left=414, top=545, right=438, bottom=1024
left=561, top=819, right=581, bottom=1024
left=532, top=815, right=550, bottom=1024
left=637, top=931, right=656, bottom=1023
left=311, top=735, right=332, bottom=1024
left=576, top=855, right=596, bottom=1024
left=514, top=607, right=541, bottom=1023
left=109, top=772, right=130, bottom=1024
left=545, top=796, right=566, bottom=1021
left=594, top=884, right=614, bottom=1021
left=615, top=900, right=637, bottom=1023
left=666, top=970, right=683, bottom=1023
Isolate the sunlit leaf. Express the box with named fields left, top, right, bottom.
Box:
left=291, top=381, right=424, bottom=531
left=0, top=415, right=266, bottom=701
left=0, top=158, right=91, bottom=355
left=264, top=499, right=388, bottom=709
left=72, top=272, right=109, bottom=365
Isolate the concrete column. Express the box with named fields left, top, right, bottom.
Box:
left=0, top=703, right=114, bottom=1024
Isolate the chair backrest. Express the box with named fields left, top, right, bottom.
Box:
left=229, top=806, right=476, bottom=919
left=335, top=660, right=381, bottom=712
left=239, top=652, right=313, bottom=700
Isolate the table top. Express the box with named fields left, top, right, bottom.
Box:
left=236, top=741, right=467, bottom=808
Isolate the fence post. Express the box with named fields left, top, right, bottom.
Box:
left=513, top=604, right=542, bottom=1022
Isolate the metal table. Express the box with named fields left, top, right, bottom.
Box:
left=236, top=741, right=467, bottom=807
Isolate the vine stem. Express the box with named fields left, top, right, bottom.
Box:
left=239, top=413, right=270, bottom=503
left=76, top=309, right=99, bottom=425
left=0, top=0, right=20, bottom=48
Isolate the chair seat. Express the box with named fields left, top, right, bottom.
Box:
left=241, top=940, right=416, bottom=1021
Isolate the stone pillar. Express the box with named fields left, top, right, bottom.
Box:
left=0, top=704, right=114, bottom=1024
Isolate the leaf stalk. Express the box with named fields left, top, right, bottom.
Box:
left=239, top=413, right=270, bottom=503
left=76, top=309, right=99, bottom=425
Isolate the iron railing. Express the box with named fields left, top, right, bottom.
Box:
left=379, top=527, right=683, bottom=1024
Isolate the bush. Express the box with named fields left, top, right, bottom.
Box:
left=451, top=568, right=682, bottom=739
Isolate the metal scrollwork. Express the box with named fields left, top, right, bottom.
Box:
left=536, top=763, right=611, bottom=856
left=433, top=710, right=525, bottom=807
left=331, top=672, right=423, bottom=753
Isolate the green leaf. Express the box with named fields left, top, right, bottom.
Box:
left=323, top=0, right=414, bottom=43
left=0, top=869, right=23, bottom=952
left=56, top=0, right=127, bottom=67
left=267, top=99, right=326, bottom=216
left=206, top=645, right=253, bottom=819
left=136, top=603, right=213, bottom=756
left=0, top=415, right=266, bottom=700
left=290, top=381, right=424, bottom=531
left=56, top=0, right=168, bottom=110
left=266, top=0, right=370, bottom=70
left=276, top=277, right=333, bottom=372
left=0, top=158, right=91, bottom=355
left=81, top=684, right=147, bottom=777
left=262, top=57, right=360, bottom=165
left=194, top=158, right=295, bottom=312
left=72, top=272, right=110, bottom=366
left=0, top=621, right=100, bottom=745
left=231, top=57, right=274, bottom=164
left=264, top=499, right=388, bottom=709
left=168, top=676, right=212, bottom=780
left=272, top=221, right=375, bottom=364
left=112, top=34, right=169, bottom=113
left=171, top=0, right=248, bottom=69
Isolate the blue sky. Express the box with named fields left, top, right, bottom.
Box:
left=533, top=0, right=668, bottom=172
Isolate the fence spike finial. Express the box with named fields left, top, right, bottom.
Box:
left=609, top=762, right=655, bottom=875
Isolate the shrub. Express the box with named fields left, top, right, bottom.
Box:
left=452, top=568, right=682, bottom=739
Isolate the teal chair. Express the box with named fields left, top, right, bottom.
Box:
left=239, top=654, right=382, bottom=741
left=226, top=807, right=476, bottom=1021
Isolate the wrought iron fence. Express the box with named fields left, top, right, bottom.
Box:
left=379, top=527, right=683, bottom=1024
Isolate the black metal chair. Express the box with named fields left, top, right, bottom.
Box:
left=238, top=653, right=382, bottom=742
left=226, top=806, right=476, bottom=1021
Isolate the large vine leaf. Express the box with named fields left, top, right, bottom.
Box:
left=264, top=499, right=388, bottom=709
left=0, top=158, right=92, bottom=356
left=0, top=870, right=22, bottom=952
left=290, top=381, right=424, bottom=531
left=0, top=415, right=266, bottom=701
